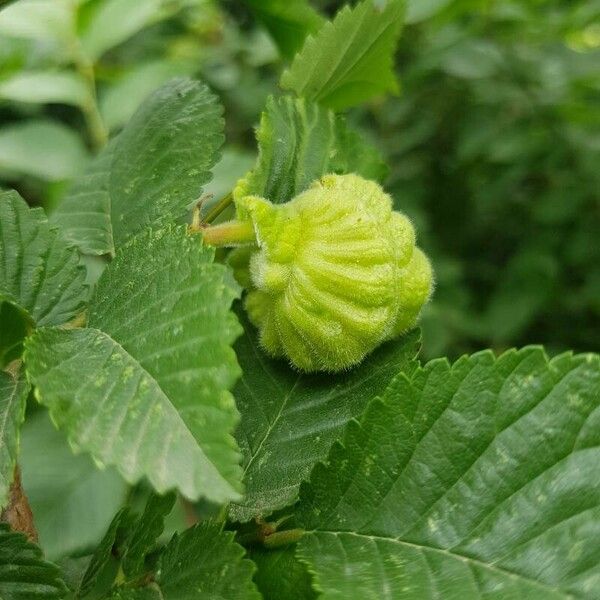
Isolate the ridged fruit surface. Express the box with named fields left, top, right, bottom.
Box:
left=236, top=174, right=433, bottom=372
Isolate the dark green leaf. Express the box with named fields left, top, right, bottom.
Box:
left=25, top=227, right=243, bottom=503
left=0, top=370, right=28, bottom=509
left=230, top=311, right=419, bottom=521
left=296, top=348, right=600, bottom=598
left=0, top=191, right=87, bottom=326
left=78, top=508, right=133, bottom=598
left=109, top=78, right=224, bottom=248
left=0, top=301, right=33, bottom=368
left=280, top=0, right=404, bottom=110
left=121, top=492, right=176, bottom=578
left=154, top=523, right=261, bottom=599
left=0, top=523, right=67, bottom=599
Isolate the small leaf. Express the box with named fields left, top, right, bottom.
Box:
left=240, top=95, right=387, bottom=206
left=0, top=523, right=67, bottom=599
left=78, top=508, right=133, bottom=598
left=121, top=492, right=176, bottom=578
left=20, top=411, right=128, bottom=561
left=230, top=311, right=419, bottom=521
left=0, top=120, right=89, bottom=181
left=0, top=191, right=87, bottom=326
left=0, top=370, right=28, bottom=509
left=79, top=0, right=163, bottom=61
left=25, top=227, right=243, bottom=503
left=240, top=95, right=336, bottom=204
left=280, top=0, right=404, bottom=110
left=50, top=140, right=116, bottom=256
left=109, top=78, right=224, bottom=248
left=153, top=523, right=261, bottom=599
left=0, top=71, right=88, bottom=107
left=243, top=0, right=324, bottom=58
left=296, top=348, right=600, bottom=599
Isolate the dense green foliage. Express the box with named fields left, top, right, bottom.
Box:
left=0, top=0, right=598, bottom=598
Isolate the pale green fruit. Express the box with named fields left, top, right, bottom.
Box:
left=236, top=173, right=433, bottom=372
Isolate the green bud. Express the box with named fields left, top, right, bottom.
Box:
left=235, top=173, right=433, bottom=372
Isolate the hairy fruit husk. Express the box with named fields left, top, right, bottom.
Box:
left=233, top=173, right=433, bottom=372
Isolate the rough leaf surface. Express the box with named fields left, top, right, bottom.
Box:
left=296, top=348, right=600, bottom=599
left=109, top=78, right=224, bottom=248
left=25, top=227, right=243, bottom=503
left=280, top=0, right=404, bottom=110
left=0, top=190, right=87, bottom=326
left=50, top=140, right=116, bottom=256
left=0, top=523, right=67, bottom=599
left=231, top=312, right=420, bottom=521
left=153, top=523, right=261, bottom=600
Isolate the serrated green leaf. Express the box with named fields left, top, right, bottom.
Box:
left=250, top=545, right=316, bottom=600
left=0, top=523, right=67, bottom=599
left=230, top=311, right=419, bottom=521
left=109, top=78, right=224, bottom=249
left=0, top=191, right=87, bottom=326
left=153, top=523, right=261, bottom=599
left=280, top=0, right=404, bottom=110
left=243, top=0, right=324, bottom=58
left=296, top=348, right=600, bottom=599
left=54, top=76, right=224, bottom=256
left=50, top=140, right=116, bottom=256
left=25, top=227, right=243, bottom=503
left=0, top=120, right=89, bottom=181
left=78, top=508, right=133, bottom=598
left=20, top=411, right=128, bottom=561
left=0, top=71, right=88, bottom=107
left=101, top=524, right=261, bottom=599
left=0, top=370, right=28, bottom=509
left=240, top=95, right=387, bottom=206
left=121, top=492, right=176, bottom=578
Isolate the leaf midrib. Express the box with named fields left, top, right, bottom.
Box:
left=308, top=530, right=573, bottom=598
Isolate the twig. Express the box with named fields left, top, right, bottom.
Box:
left=1, top=466, right=37, bottom=542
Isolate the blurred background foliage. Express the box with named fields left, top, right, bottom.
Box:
left=0, top=0, right=598, bottom=361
